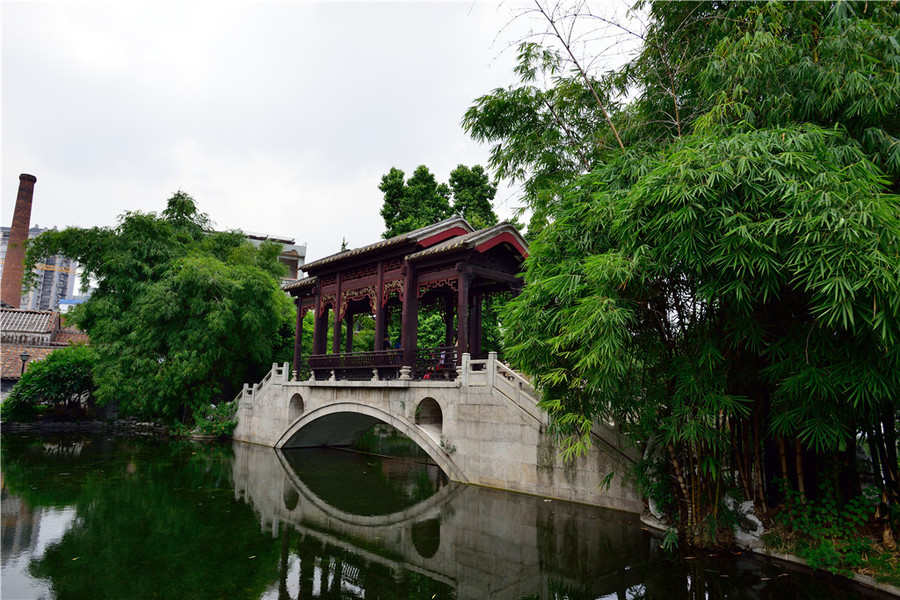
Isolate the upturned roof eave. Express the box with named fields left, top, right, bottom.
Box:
left=300, top=216, right=474, bottom=273
left=406, top=222, right=529, bottom=262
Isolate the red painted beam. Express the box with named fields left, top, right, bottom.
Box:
left=418, top=226, right=469, bottom=248
left=474, top=231, right=529, bottom=258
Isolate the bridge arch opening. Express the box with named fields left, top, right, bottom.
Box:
left=415, top=398, right=442, bottom=434
left=411, top=518, right=441, bottom=559
left=289, top=393, right=305, bottom=421
left=283, top=486, right=299, bottom=511
left=276, top=403, right=467, bottom=483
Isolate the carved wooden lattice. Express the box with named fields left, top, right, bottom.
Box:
left=418, top=277, right=458, bottom=298
left=318, top=292, right=336, bottom=317
left=383, top=258, right=403, bottom=273
left=340, top=285, right=376, bottom=318
left=383, top=279, right=403, bottom=306
left=343, top=265, right=377, bottom=283
left=320, top=274, right=337, bottom=287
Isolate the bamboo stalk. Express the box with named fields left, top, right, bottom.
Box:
left=668, top=441, right=693, bottom=528
left=753, top=413, right=767, bottom=512
left=795, top=438, right=807, bottom=501
left=882, top=410, right=899, bottom=504
left=777, top=435, right=790, bottom=487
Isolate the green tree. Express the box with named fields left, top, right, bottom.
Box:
left=24, top=192, right=294, bottom=423
left=473, top=1, right=900, bottom=545
left=2, top=344, right=97, bottom=421
left=379, top=165, right=453, bottom=238
left=379, top=164, right=502, bottom=237
left=449, top=164, right=498, bottom=229
left=463, top=41, right=620, bottom=234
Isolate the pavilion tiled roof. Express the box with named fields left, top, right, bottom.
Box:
left=407, top=222, right=528, bottom=261
left=301, top=216, right=473, bottom=272
left=283, top=276, right=318, bottom=293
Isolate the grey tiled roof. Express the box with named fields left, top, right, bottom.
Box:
left=1, top=309, right=57, bottom=334
left=283, top=276, right=318, bottom=292
left=301, top=216, right=474, bottom=272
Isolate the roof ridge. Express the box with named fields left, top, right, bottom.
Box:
left=302, top=216, right=473, bottom=272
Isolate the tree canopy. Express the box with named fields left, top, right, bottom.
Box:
left=24, top=192, right=294, bottom=422
left=379, top=164, right=499, bottom=237
left=468, top=0, right=900, bottom=546
left=448, top=164, right=498, bottom=229
left=379, top=165, right=453, bottom=238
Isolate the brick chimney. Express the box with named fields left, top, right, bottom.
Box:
left=1, top=173, right=37, bottom=308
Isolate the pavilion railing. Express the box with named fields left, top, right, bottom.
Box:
left=416, top=346, right=458, bottom=380
left=308, top=349, right=402, bottom=380
left=306, top=346, right=458, bottom=381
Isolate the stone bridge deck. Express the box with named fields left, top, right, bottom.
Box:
left=233, top=353, right=641, bottom=512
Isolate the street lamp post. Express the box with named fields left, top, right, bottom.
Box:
left=19, top=351, right=30, bottom=375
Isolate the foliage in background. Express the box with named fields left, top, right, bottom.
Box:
left=766, top=482, right=899, bottom=584
left=2, top=344, right=97, bottom=422
left=379, top=164, right=499, bottom=237
left=448, top=164, right=499, bottom=229
left=380, top=165, right=453, bottom=238
left=24, top=192, right=295, bottom=424
left=469, top=0, right=900, bottom=547
left=172, top=399, right=239, bottom=438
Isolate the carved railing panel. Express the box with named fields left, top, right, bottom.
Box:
left=416, top=346, right=458, bottom=380
left=306, top=347, right=458, bottom=381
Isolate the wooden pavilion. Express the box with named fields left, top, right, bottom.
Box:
left=285, top=217, right=528, bottom=380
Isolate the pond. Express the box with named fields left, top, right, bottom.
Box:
left=0, top=433, right=890, bottom=599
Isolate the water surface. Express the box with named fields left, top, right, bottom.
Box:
left=1, top=434, right=889, bottom=599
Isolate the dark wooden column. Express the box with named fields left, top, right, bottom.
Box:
left=293, top=297, right=303, bottom=373
left=332, top=273, right=343, bottom=354
left=401, top=261, right=418, bottom=369
left=443, top=295, right=454, bottom=345
left=470, top=291, right=483, bottom=358
left=456, top=263, right=470, bottom=359
left=313, top=284, right=328, bottom=354
left=374, top=261, right=385, bottom=351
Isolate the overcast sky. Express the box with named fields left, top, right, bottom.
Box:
left=2, top=1, right=638, bottom=263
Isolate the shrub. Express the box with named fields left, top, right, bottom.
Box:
left=191, top=400, right=238, bottom=438
left=1, top=344, right=96, bottom=422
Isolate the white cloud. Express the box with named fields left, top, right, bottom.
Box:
left=1, top=2, right=545, bottom=260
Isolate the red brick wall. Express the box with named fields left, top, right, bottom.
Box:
left=1, top=174, right=37, bottom=308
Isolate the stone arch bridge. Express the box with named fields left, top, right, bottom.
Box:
left=233, top=353, right=641, bottom=512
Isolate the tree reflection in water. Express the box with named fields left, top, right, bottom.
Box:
left=0, top=435, right=886, bottom=600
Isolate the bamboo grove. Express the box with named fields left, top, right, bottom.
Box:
left=465, top=1, right=900, bottom=546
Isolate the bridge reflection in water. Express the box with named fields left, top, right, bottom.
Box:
left=233, top=441, right=649, bottom=600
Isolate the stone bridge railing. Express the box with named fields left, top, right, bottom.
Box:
left=238, top=353, right=533, bottom=396
left=234, top=353, right=629, bottom=460
left=463, top=353, right=541, bottom=425
left=233, top=361, right=292, bottom=405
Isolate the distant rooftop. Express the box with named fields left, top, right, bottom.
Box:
left=242, top=231, right=307, bottom=246
left=1, top=308, right=57, bottom=335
